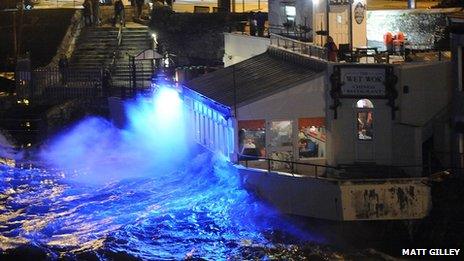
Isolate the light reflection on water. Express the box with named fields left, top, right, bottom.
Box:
left=0, top=152, right=324, bottom=259
left=0, top=87, right=326, bottom=259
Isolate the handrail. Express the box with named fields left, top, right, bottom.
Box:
left=269, top=33, right=328, bottom=61
left=237, top=153, right=464, bottom=178
left=110, top=23, right=123, bottom=73
left=238, top=153, right=340, bottom=178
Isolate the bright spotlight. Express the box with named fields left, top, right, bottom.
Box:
left=153, top=86, right=182, bottom=123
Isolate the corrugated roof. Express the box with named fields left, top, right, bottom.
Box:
left=186, top=47, right=326, bottom=107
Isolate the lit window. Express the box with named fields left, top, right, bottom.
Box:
left=285, top=6, right=296, bottom=16
left=298, top=118, right=326, bottom=159
left=356, top=99, right=373, bottom=140
left=285, top=6, right=296, bottom=22
left=356, top=99, right=374, bottom=108
left=238, top=120, right=266, bottom=159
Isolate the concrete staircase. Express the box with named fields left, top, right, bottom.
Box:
left=69, top=27, right=119, bottom=72
left=112, top=27, right=153, bottom=89
left=65, top=25, right=152, bottom=92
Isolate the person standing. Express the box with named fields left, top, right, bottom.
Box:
left=91, top=0, right=101, bottom=26
left=58, top=54, right=69, bottom=86
left=83, top=0, right=92, bottom=26
left=113, top=0, right=126, bottom=27
left=249, top=12, right=257, bottom=36
left=256, top=11, right=266, bottom=37
left=102, top=68, right=112, bottom=97
left=325, top=36, right=338, bottom=62
left=136, top=0, right=144, bottom=19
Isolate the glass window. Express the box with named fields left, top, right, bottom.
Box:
left=269, top=120, right=293, bottom=147
left=298, top=118, right=326, bottom=159
left=356, top=99, right=374, bottom=141
left=357, top=111, right=373, bottom=140
left=285, top=6, right=296, bottom=17
left=356, top=99, right=374, bottom=109
left=285, top=6, right=296, bottom=22
left=238, top=120, right=266, bottom=159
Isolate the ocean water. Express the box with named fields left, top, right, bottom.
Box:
left=0, top=151, right=326, bottom=260
left=0, top=87, right=329, bottom=260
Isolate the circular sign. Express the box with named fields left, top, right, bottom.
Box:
left=354, top=2, right=365, bottom=25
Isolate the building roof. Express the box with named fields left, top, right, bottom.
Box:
left=186, top=47, right=326, bottom=107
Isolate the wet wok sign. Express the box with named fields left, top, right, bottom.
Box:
left=340, top=68, right=386, bottom=97
left=330, top=65, right=398, bottom=119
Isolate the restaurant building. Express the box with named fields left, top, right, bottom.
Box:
left=184, top=4, right=455, bottom=219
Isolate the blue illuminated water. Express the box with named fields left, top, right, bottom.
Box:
left=0, top=87, right=329, bottom=259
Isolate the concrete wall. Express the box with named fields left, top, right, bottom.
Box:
left=391, top=124, right=422, bottom=175
left=339, top=178, right=431, bottom=220
left=239, top=166, right=431, bottom=220
left=326, top=96, right=393, bottom=166
left=396, top=62, right=452, bottom=127
left=239, top=166, right=344, bottom=220
left=223, top=33, right=270, bottom=67
left=326, top=62, right=452, bottom=170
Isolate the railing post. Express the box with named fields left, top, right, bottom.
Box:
left=268, top=159, right=271, bottom=173
left=315, top=165, right=318, bottom=178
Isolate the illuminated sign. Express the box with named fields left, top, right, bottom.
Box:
left=330, top=65, right=398, bottom=119
left=340, top=67, right=385, bottom=96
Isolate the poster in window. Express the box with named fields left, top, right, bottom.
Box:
left=298, top=118, right=326, bottom=159
left=269, top=121, right=293, bottom=148
left=238, top=120, right=266, bottom=159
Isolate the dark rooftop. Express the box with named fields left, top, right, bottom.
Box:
left=186, top=47, right=326, bottom=107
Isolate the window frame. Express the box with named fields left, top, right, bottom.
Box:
left=356, top=99, right=374, bottom=141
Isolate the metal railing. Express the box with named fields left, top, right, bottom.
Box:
left=238, top=154, right=340, bottom=179
left=239, top=152, right=464, bottom=180
left=110, top=23, right=123, bottom=73
left=270, top=33, right=327, bottom=61
left=15, top=68, right=103, bottom=103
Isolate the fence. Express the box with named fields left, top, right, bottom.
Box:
left=15, top=68, right=102, bottom=104
left=270, top=33, right=327, bottom=61
left=239, top=154, right=340, bottom=178
left=239, top=152, right=464, bottom=180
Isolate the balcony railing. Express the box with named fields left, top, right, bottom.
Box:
left=270, top=33, right=328, bottom=61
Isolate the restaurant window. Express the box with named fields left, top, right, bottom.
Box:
left=298, top=118, right=326, bottom=159
left=269, top=120, right=293, bottom=147
left=356, top=99, right=374, bottom=140
left=285, top=5, right=296, bottom=22
left=238, top=120, right=266, bottom=159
